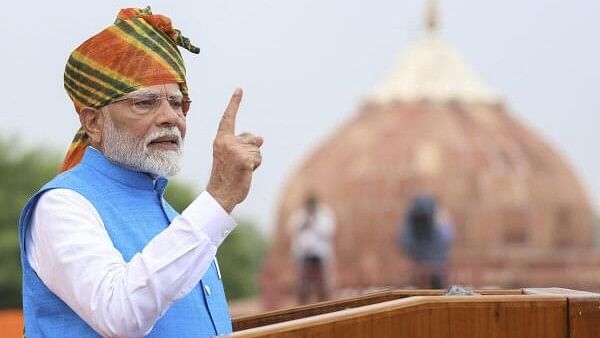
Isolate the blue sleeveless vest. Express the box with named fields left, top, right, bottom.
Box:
left=18, top=148, right=232, bottom=337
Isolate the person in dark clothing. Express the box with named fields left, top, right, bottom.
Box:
left=398, top=194, right=452, bottom=288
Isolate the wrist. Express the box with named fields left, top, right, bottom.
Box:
left=206, top=188, right=236, bottom=213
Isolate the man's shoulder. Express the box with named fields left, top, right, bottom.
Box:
left=39, top=167, right=84, bottom=191
left=29, top=165, right=104, bottom=209
left=30, top=168, right=93, bottom=205
left=20, top=168, right=96, bottom=232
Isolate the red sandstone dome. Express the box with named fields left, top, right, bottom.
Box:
left=262, top=2, right=596, bottom=306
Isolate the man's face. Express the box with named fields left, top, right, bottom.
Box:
left=100, top=83, right=187, bottom=177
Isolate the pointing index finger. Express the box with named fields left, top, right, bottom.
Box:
left=218, top=88, right=243, bottom=135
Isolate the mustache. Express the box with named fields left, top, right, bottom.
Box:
left=144, top=127, right=183, bottom=147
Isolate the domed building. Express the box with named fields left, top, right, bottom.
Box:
left=262, top=1, right=597, bottom=307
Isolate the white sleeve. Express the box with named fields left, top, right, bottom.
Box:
left=26, top=189, right=235, bottom=338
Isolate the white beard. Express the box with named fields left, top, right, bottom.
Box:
left=102, top=113, right=184, bottom=177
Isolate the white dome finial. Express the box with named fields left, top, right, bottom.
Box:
left=367, top=0, right=502, bottom=105
left=426, top=0, right=439, bottom=33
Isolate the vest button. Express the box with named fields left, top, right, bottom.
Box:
left=204, top=284, right=212, bottom=296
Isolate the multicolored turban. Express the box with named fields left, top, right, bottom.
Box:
left=60, top=6, right=199, bottom=172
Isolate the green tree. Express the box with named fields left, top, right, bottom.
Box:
left=0, top=137, right=60, bottom=309
left=217, top=221, right=266, bottom=300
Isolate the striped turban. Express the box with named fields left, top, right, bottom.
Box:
left=60, top=6, right=199, bottom=172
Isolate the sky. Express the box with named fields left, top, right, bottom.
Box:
left=2, top=1, right=599, bottom=235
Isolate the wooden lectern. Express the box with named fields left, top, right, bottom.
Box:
left=231, top=288, right=600, bottom=337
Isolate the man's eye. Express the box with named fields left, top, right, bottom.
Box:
left=169, top=99, right=183, bottom=109
left=133, top=98, right=157, bottom=109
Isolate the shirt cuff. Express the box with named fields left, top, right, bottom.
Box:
left=180, top=191, right=237, bottom=247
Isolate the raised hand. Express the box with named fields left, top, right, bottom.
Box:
left=206, top=88, right=263, bottom=213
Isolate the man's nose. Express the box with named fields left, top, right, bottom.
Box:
left=155, top=99, right=181, bottom=125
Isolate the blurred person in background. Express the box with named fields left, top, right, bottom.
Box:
left=289, top=194, right=336, bottom=304
left=398, top=194, right=453, bottom=289
left=18, top=7, right=262, bottom=337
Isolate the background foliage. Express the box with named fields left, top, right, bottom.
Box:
left=0, top=137, right=59, bottom=308
left=0, top=137, right=265, bottom=308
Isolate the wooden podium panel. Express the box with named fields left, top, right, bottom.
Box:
left=233, top=289, right=521, bottom=331
left=524, top=288, right=600, bottom=338
left=231, top=288, right=600, bottom=338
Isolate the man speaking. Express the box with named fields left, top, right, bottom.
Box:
left=18, top=7, right=262, bottom=337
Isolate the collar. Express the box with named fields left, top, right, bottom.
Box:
left=79, top=147, right=169, bottom=192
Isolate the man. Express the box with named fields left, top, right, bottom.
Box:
left=398, top=194, right=453, bottom=289
left=289, top=194, right=336, bottom=304
left=18, top=7, right=262, bottom=337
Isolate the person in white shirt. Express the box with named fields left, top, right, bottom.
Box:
left=289, top=194, right=336, bottom=304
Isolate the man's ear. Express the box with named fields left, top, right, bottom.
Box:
left=79, top=107, right=104, bottom=146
